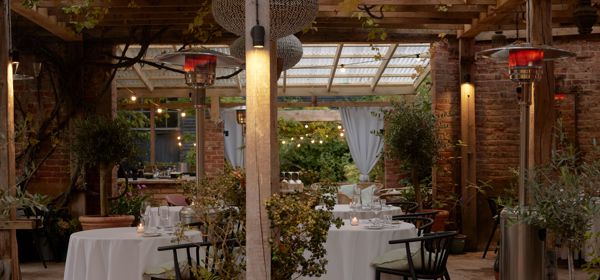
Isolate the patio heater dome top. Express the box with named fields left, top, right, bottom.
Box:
left=155, top=48, right=244, bottom=68
left=477, top=43, right=575, bottom=83
left=155, top=48, right=244, bottom=88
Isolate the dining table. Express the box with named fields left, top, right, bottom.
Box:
left=63, top=227, right=202, bottom=280
left=301, top=219, right=417, bottom=280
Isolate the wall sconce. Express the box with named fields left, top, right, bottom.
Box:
left=236, top=109, right=246, bottom=125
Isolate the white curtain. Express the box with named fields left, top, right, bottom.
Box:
left=220, top=107, right=244, bottom=168
left=340, top=107, right=384, bottom=182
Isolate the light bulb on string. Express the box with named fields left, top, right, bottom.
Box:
left=304, top=124, right=309, bottom=128
left=311, top=140, right=315, bottom=144
left=156, top=108, right=163, bottom=114
left=300, top=136, right=304, bottom=140
left=340, top=132, right=345, bottom=137
left=193, top=143, right=197, bottom=147
left=177, top=136, right=181, bottom=140
left=337, top=125, right=342, bottom=130
left=291, top=137, right=295, bottom=141
left=130, top=95, right=137, bottom=102
left=180, top=111, right=186, bottom=118
left=339, top=64, right=346, bottom=73
left=297, top=144, right=301, bottom=148
left=319, top=140, right=323, bottom=144
left=325, top=135, right=329, bottom=138
left=178, top=142, right=182, bottom=147
left=282, top=140, right=286, bottom=144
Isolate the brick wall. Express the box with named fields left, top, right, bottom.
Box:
left=204, top=121, right=225, bottom=177
left=430, top=38, right=600, bottom=192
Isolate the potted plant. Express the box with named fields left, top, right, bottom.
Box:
left=514, top=140, right=600, bottom=280
left=0, top=188, right=48, bottom=229
left=381, top=101, right=440, bottom=211
left=73, top=116, right=141, bottom=230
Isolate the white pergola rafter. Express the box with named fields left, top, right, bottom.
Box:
left=371, top=43, right=398, bottom=91
left=327, top=44, right=343, bottom=92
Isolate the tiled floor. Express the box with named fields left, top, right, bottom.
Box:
left=20, top=252, right=588, bottom=280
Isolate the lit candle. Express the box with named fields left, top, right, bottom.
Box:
left=351, top=217, right=359, bottom=226
left=136, top=223, right=145, bottom=233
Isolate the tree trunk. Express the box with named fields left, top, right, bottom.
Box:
left=99, top=163, right=113, bottom=216
left=567, top=244, right=575, bottom=280
left=412, top=168, right=422, bottom=211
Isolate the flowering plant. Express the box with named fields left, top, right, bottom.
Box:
left=109, top=183, right=150, bottom=223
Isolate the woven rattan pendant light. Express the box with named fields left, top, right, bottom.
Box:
left=212, top=0, right=318, bottom=40
left=229, top=35, right=303, bottom=71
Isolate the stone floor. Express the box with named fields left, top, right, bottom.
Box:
left=20, top=252, right=589, bottom=280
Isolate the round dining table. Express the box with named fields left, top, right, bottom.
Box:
left=64, top=227, right=202, bottom=280
left=301, top=219, right=417, bottom=280
left=326, top=204, right=404, bottom=220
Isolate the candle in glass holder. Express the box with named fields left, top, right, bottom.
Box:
left=351, top=217, right=359, bottom=226
left=136, top=223, right=145, bottom=233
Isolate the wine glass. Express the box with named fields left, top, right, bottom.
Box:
left=158, top=205, right=170, bottom=231
left=372, top=197, right=383, bottom=223
left=139, top=201, right=150, bottom=226
left=281, top=172, right=288, bottom=183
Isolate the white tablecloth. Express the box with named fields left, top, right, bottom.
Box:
left=327, top=204, right=404, bottom=220
left=146, top=206, right=183, bottom=228
left=302, top=220, right=417, bottom=280
left=64, top=227, right=202, bottom=280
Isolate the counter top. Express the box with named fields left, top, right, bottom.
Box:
left=117, top=177, right=196, bottom=184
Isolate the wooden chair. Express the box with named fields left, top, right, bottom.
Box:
left=393, top=217, right=434, bottom=236
left=150, top=239, right=240, bottom=280
left=393, top=211, right=439, bottom=222
left=388, top=201, right=419, bottom=214
left=166, top=194, right=188, bottom=206
left=482, top=197, right=503, bottom=259
left=375, top=231, right=457, bottom=280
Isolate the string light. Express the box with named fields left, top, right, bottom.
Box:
left=282, top=140, right=286, bottom=144
left=130, top=94, right=137, bottom=102
left=297, top=144, right=301, bottom=148
left=325, top=135, right=329, bottom=138
left=339, top=64, right=346, bottom=73
left=300, top=136, right=304, bottom=140
left=340, top=132, right=345, bottom=137
left=193, top=143, right=197, bottom=147
left=177, top=136, right=181, bottom=140
left=337, top=125, right=342, bottom=130
left=156, top=108, right=163, bottom=114
left=178, top=142, right=182, bottom=147
left=311, top=140, right=315, bottom=144
left=291, top=137, right=295, bottom=141
left=180, top=111, right=186, bottom=117
left=319, top=140, right=323, bottom=144
left=304, top=124, right=309, bottom=128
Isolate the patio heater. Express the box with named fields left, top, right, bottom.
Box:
left=156, top=48, right=243, bottom=183
left=478, top=43, right=575, bottom=280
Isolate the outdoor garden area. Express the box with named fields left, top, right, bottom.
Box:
left=1, top=1, right=600, bottom=280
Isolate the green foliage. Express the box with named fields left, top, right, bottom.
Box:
left=183, top=167, right=246, bottom=279
left=185, top=2, right=222, bottom=42
left=72, top=116, right=141, bottom=167
left=583, top=231, right=600, bottom=280
left=514, top=135, right=600, bottom=250
left=267, top=182, right=343, bottom=279
left=0, top=188, right=48, bottom=217
left=62, top=0, right=109, bottom=32
left=109, top=183, right=150, bottom=224
left=278, top=119, right=351, bottom=184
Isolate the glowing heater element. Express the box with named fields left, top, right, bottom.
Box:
left=184, top=54, right=217, bottom=88
left=508, top=49, right=544, bottom=83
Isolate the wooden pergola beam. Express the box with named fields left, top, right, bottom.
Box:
left=119, top=101, right=393, bottom=110
left=371, top=43, right=398, bottom=91
left=458, top=0, right=525, bottom=38
left=10, top=2, right=81, bottom=41
left=115, top=85, right=416, bottom=98
left=327, top=44, right=343, bottom=92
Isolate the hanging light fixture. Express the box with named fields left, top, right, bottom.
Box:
left=573, top=0, right=598, bottom=35
left=478, top=43, right=575, bottom=84
left=229, top=35, right=303, bottom=71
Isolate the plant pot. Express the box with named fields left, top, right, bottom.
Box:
left=423, top=209, right=449, bottom=232
left=79, top=215, right=135, bottom=230
left=449, top=234, right=467, bottom=254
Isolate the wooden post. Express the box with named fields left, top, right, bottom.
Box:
left=245, top=0, right=279, bottom=279
left=527, top=0, right=557, bottom=279
left=0, top=1, right=19, bottom=279
left=193, top=87, right=206, bottom=181
left=459, top=38, right=477, bottom=250
left=149, top=107, right=156, bottom=167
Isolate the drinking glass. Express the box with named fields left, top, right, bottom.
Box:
left=158, top=205, right=170, bottom=231
left=372, top=197, right=383, bottom=220
left=139, top=201, right=150, bottom=226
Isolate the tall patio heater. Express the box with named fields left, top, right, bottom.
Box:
left=478, top=43, right=575, bottom=280
left=156, top=48, right=243, bottom=184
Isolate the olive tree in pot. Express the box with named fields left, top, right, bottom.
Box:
left=381, top=101, right=440, bottom=211
left=73, top=116, right=140, bottom=230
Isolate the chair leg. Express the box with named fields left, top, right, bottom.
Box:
left=375, top=270, right=381, bottom=280
left=482, top=218, right=499, bottom=259
left=32, top=229, right=47, bottom=268
left=444, top=269, right=451, bottom=280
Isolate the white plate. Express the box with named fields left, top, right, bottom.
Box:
left=142, top=232, right=161, bottom=237
left=365, top=224, right=385, bottom=230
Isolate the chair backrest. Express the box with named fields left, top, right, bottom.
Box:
left=392, top=210, right=438, bottom=222
left=166, top=194, right=188, bottom=206
left=154, top=239, right=240, bottom=280
left=389, top=231, right=457, bottom=278
left=387, top=201, right=419, bottom=213
left=393, top=217, right=434, bottom=236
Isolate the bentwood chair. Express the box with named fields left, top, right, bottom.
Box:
left=393, top=217, right=434, bottom=236
left=393, top=211, right=439, bottom=222
left=150, top=239, right=240, bottom=280
left=374, top=231, right=457, bottom=280
left=482, top=197, right=503, bottom=258
left=388, top=201, right=419, bottom=214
